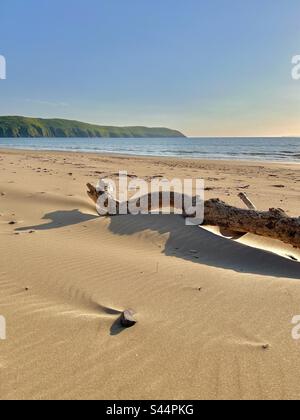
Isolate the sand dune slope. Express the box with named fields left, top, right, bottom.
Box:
left=0, top=150, right=300, bottom=400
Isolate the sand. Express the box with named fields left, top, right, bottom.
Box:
left=0, top=148, right=300, bottom=400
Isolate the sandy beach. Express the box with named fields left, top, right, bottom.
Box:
left=0, top=148, right=300, bottom=400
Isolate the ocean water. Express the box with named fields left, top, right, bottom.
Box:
left=0, top=137, right=299, bottom=162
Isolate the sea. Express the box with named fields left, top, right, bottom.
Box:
left=0, top=137, right=299, bottom=162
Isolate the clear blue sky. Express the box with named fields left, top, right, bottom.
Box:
left=1, top=0, right=300, bottom=136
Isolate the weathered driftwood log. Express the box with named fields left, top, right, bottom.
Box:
left=87, top=183, right=300, bottom=248
left=220, top=192, right=257, bottom=238
left=204, top=199, right=300, bottom=249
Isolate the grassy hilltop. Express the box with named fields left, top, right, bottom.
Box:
left=0, top=116, right=186, bottom=138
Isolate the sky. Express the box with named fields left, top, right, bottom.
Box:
left=1, top=0, right=300, bottom=137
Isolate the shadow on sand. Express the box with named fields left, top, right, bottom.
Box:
left=16, top=209, right=98, bottom=232
left=107, top=214, right=300, bottom=280
left=17, top=210, right=300, bottom=279
left=17, top=210, right=300, bottom=335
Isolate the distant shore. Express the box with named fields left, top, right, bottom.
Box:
left=0, top=116, right=185, bottom=138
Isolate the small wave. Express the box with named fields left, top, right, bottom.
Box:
left=0, top=137, right=299, bottom=162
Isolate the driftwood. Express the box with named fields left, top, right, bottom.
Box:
left=204, top=199, right=300, bottom=249
left=220, top=192, right=256, bottom=238
left=87, top=183, right=300, bottom=249
left=238, top=192, right=257, bottom=211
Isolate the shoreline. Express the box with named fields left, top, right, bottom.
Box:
left=0, top=147, right=300, bottom=167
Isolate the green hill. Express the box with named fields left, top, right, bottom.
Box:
left=0, top=116, right=185, bottom=138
